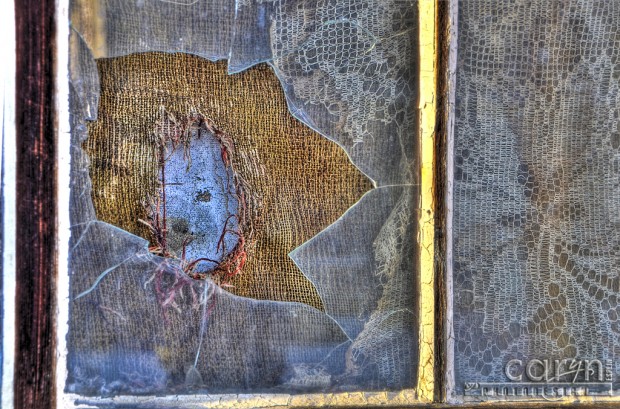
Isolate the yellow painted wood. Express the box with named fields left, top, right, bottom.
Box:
left=416, top=0, right=438, bottom=402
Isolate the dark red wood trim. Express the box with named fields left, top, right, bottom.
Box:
left=14, top=0, right=57, bottom=407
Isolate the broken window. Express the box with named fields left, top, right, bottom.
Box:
left=63, top=0, right=421, bottom=405
left=7, top=0, right=620, bottom=407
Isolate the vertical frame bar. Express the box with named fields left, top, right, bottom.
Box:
left=443, top=0, right=458, bottom=402
left=1, top=0, right=17, bottom=406
left=14, top=0, right=57, bottom=407
left=417, top=0, right=438, bottom=402
left=56, top=0, right=71, bottom=407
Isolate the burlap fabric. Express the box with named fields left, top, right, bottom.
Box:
left=85, top=53, right=371, bottom=309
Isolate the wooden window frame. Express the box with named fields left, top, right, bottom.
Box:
left=8, top=0, right=620, bottom=408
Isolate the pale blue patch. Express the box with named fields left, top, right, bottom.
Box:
left=162, top=131, right=239, bottom=271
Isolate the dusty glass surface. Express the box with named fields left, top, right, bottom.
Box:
left=66, top=0, right=419, bottom=400
left=451, top=0, right=620, bottom=402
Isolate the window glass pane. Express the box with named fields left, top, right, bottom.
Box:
left=451, top=0, right=620, bottom=402
left=64, top=0, right=422, bottom=404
